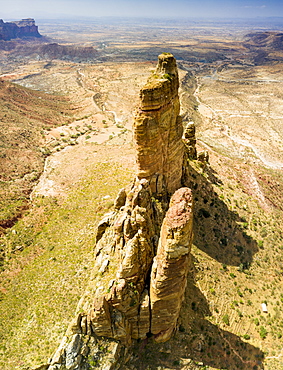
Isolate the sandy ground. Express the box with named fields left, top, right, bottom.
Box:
left=31, top=133, right=136, bottom=199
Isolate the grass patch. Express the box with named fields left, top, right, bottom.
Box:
left=0, top=161, right=132, bottom=369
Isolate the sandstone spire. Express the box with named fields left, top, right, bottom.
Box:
left=46, top=54, right=194, bottom=369
left=134, top=53, right=184, bottom=195
left=183, top=121, right=197, bottom=159
left=150, top=187, right=193, bottom=342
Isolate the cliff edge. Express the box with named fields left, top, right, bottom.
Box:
left=0, top=18, right=41, bottom=40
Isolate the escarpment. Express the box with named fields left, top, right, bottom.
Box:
left=0, top=18, right=41, bottom=40
left=46, top=53, right=195, bottom=370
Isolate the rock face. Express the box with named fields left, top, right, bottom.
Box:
left=150, top=187, right=193, bottom=342
left=85, top=178, right=158, bottom=344
left=0, top=18, right=41, bottom=41
left=46, top=54, right=194, bottom=369
left=134, top=53, right=184, bottom=195
left=183, top=121, right=197, bottom=159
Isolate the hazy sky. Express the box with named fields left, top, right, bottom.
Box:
left=2, top=0, right=283, bottom=19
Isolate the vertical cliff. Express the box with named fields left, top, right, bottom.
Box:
left=46, top=53, right=194, bottom=370
left=0, top=18, right=41, bottom=41
left=134, top=53, right=184, bottom=195
left=150, top=187, right=193, bottom=343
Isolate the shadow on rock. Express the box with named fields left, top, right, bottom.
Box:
left=186, top=162, right=259, bottom=267
left=128, top=160, right=264, bottom=370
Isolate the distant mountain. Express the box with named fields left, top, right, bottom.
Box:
left=0, top=18, right=41, bottom=40
left=12, top=42, right=99, bottom=61
left=244, top=31, right=283, bottom=50
left=243, top=31, right=283, bottom=64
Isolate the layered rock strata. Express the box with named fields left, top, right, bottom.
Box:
left=0, top=18, right=41, bottom=41
left=84, top=178, right=158, bottom=344
left=183, top=121, right=197, bottom=159
left=46, top=54, right=194, bottom=369
left=150, top=187, right=193, bottom=342
left=134, top=53, right=185, bottom=195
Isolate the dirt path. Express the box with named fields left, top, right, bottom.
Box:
left=32, top=67, right=136, bottom=199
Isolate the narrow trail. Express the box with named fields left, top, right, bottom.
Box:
left=223, top=127, right=283, bottom=170
left=194, top=77, right=216, bottom=120
left=266, top=348, right=283, bottom=360
left=77, top=67, right=121, bottom=122
left=247, top=168, right=269, bottom=210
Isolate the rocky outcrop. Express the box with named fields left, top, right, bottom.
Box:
left=84, top=178, right=159, bottom=344
left=47, top=333, right=124, bottom=370
left=150, top=187, right=193, bottom=342
left=183, top=121, right=197, bottom=159
left=0, top=18, right=41, bottom=41
left=45, top=54, right=194, bottom=369
left=134, top=53, right=184, bottom=195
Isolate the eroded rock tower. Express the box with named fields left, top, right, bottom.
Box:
left=134, top=53, right=185, bottom=195
left=46, top=53, right=194, bottom=370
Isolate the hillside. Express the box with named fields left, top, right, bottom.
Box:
left=244, top=31, right=283, bottom=50
left=5, top=42, right=99, bottom=62
left=244, top=31, right=283, bottom=64
left=0, top=79, right=73, bottom=233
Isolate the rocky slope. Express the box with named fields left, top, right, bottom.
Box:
left=0, top=79, right=73, bottom=234
left=243, top=31, right=283, bottom=64
left=244, top=31, right=283, bottom=50
left=45, top=53, right=195, bottom=370
left=10, top=42, right=99, bottom=62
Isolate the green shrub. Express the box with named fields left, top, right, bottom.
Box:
left=260, top=326, right=267, bottom=339
left=222, top=314, right=230, bottom=326
left=163, top=73, right=172, bottom=81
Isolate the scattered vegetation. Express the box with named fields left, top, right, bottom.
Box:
left=0, top=160, right=133, bottom=369
left=1, top=33, right=283, bottom=370
left=0, top=80, right=73, bottom=232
